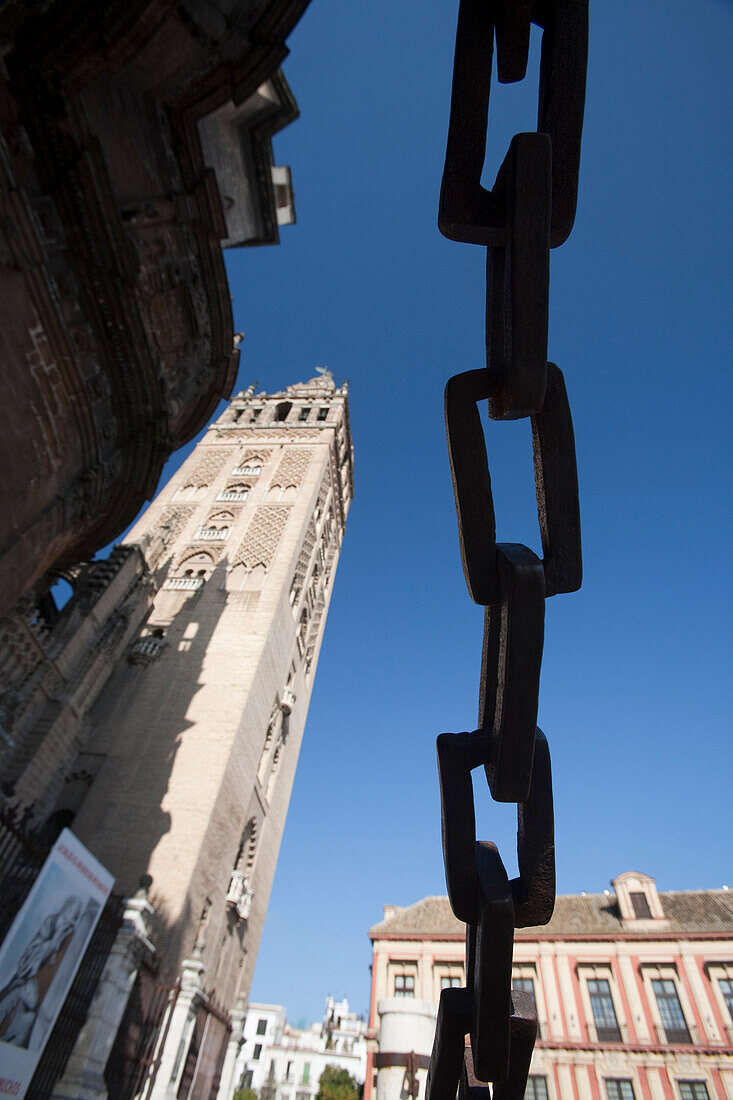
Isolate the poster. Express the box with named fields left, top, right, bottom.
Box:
left=0, top=829, right=114, bottom=1098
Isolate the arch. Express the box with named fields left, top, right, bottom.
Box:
left=208, top=510, right=235, bottom=524
left=266, top=741, right=282, bottom=800
left=235, top=817, right=259, bottom=873
left=178, top=550, right=215, bottom=569
left=274, top=401, right=292, bottom=421
left=257, top=702, right=281, bottom=784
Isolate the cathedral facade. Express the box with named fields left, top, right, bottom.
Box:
left=0, top=372, right=353, bottom=1098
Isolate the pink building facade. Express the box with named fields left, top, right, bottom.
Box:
left=366, top=873, right=733, bottom=1100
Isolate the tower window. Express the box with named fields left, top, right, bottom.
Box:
left=299, top=407, right=311, bottom=421
left=630, top=891, right=652, bottom=918
left=317, top=407, right=328, bottom=421
left=250, top=409, right=262, bottom=422
left=275, top=401, right=292, bottom=421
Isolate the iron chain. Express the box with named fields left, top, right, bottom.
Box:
left=427, top=1, right=588, bottom=1097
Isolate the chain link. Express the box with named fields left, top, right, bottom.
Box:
left=426, top=1, right=588, bottom=1096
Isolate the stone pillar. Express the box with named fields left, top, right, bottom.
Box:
left=148, top=948, right=206, bottom=1100
left=375, top=998, right=437, bottom=1100
left=216, top=995, right=247, bottom=1100
left=52, top=880, right=156, bottom=1100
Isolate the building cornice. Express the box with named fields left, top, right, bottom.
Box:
left=534, top=1037, right=733, bottom=1057
left=370, top=931, right=733, bottom=944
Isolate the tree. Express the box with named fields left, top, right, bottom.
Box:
left=233, top=1090, right=258, bottom=1100
left=315, top=1065, right=360, bottom=1100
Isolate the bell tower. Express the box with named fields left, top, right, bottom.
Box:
left=67, top=371, right=352, bottom=1023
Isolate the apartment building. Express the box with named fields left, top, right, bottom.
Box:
left=366, top=873, right=733, bottom=1100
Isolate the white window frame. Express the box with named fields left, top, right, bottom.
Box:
left=576, top=963, right=626, bottom=1043
left=639, top=963, right=697, bottom=1045
left=512, top=963, right=546, bottom=1039
left=705, top=962, right=733, bottom=1043
left=388, top=959, right=419, bottom=1000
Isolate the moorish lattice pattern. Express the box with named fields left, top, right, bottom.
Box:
left=187, top=448, right=229, bottom=487
left=159, top=506, right=197, bottom=547
left=224, top=429, right=321, bottom=441
left=233, top=506, right=290, bottom=568
left=271, top=448, right=313, bottom=487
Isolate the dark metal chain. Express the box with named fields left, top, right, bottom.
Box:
left=426, top=2, right=588, bottom=1098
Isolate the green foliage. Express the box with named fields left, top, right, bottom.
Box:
left=316, top=1065, right=360, bottom=1100
left=233, top=1089, right=258, bottom=1100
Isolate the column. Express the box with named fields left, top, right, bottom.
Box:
left=148, top=948, right=206, bottom=1100
left=216, top=995, right=247, bottom=1100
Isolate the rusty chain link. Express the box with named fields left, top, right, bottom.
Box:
left=426, top=0, right=588, bottom=1096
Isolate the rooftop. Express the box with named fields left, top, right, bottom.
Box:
left=370, top=888, right=733, bottom=939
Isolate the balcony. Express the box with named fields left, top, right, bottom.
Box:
left=586, top=1021, right=629, bottom=1044
left=128, top=637, right=164, bottom=664
left=654, top=1022, right=696, bottom=1045
left=164, top=576, right=203, bottom=591
left=194, top=527, right=230, bottom=541
left=232, top=466, right=262, bottom=477
left=217, top=490, right=249, bottom=502
left=226, top=870, right=254, bottom=921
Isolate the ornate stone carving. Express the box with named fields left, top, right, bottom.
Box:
left=158, top=506, right=197, bottom=548
left=187, top=449, right=229, bottom=488
left=221, top=429, right=321, bottom=441
left=238, top=448, right=272, bottom=465
left=271, top=447, right=313, bottom=487
left=233, top=506, right=290, bottom=568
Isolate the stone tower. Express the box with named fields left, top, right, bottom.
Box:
left=76, top=371, right=351, bottom=979
left=0, top=372, right=352, bottom=1098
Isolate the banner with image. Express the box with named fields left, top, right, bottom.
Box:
left=0, top=829, right=114, bottom=1098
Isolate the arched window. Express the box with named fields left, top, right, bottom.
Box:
left=217, top=483, right=250, bottom=502
left=274, top=401, right=292, bottom=422
left=266, top=742, right=282, bottom=800
left=232, top=459, right=263, bottom=476
left=258, top=710, right=279, bottom=784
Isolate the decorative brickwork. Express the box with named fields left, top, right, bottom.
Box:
left=238, top=448, right=272, bottom=465
left=271, top=448, right=313, bottom=487
left=223, top=429, right=321, bottom=441
left=159, top=506, right=197, bottom=547
left=187, top=448, right=229, bottom=488
left=233, top=507, right=290, bottom=568
left=175, top=544, right=224, bottom=568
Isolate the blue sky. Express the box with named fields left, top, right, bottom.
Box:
left=145, top=0, right=732, bottom=1024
